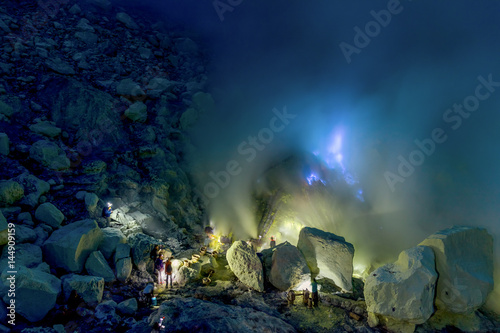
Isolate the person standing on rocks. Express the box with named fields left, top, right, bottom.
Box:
left=287, top=290, right=296, bottom=306
left=150, top=245, right=160, bottom=263
left=311, top=278, right=319, bottom=307
left=164, top=256, right=173, bottom=288
left=102, top=202, right=113, bottom=223
left=155, top=253, right=165, bottom=285
left=270, top=236, right=276, bottom=248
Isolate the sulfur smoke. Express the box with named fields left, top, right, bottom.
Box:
left=115, top=0, right=500, bottom=313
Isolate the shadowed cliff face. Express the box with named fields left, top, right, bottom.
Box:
left=114, top=0, right=500, bottom=312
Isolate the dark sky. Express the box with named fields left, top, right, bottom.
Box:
left=114, top=0, right=500, bottom=310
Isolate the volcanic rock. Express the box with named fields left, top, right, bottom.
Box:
left=297, top=227, right=354, bottom=292
left=226, top=240, right=264, bottom=292
left=35, top=202, right=64, bottom=229
left=61, top=274, right=104, bottom=306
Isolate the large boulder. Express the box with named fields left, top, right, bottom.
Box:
left=116, top=298, right=138, bottom=316
left=364, top=246, right=438, bottom=328
left=419, top=226, right=494, bottom=313
left=124, top=102, right=147, bottom=122
left=1, top=266, right=61, bottom=322
left=29, top=140, right=70, bottom=171
left=226, top=240, right=264, bottom=292
left=99, top=228, right=127, bottom=259
left=116, top=78, right=144, bottom=97
left=15, top=173, right=50, bottom=208
left=267, top=241, right=311, bottom=291
left=176, top=265, right=199, bottom=287
left=149, top=297, right=296, bottom=333
left=29, top=121, right=62, bottom=138
left=297, top=227, right=354, bottom=292
left=127, top=233, right=168, bottom=272
left=85, top=251, right=115, bottom=282
left=38, top=78, right=127, bottom=148
left=43, top=219, right=103, bottom=273
left=0, top=180, right=24, bottom=206
left=115, top=257, right=132, bottom=283
left=61, top=274, right=104, bottom=306
left=35, top=202, right=64, bottom=229
left=116, top=12, right=139, bottom=29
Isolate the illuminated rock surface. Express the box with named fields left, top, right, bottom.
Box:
left=297, top=227, right=354, bottom=292
left=43, top=219, right=103, bottom=273
left=364, top=246, right=437, bottom=327
left=262, top=241, right=311, bottom=291
left=419, top=226, right=494, bottom=313
left=226, top=240, right=264, bottom=292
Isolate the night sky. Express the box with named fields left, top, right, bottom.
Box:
left=113, top=0, right=500, bottom=311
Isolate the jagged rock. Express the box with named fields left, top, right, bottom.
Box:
left=33, top=226, right=49, bottom=247
left=226, top=240, right=264, bottom=292
left=116, top=78, right=145, bottom=97
left=68, top=4, right=81, bottom=14
left=297, top=227, right=354, bottom=292
left=127, top=233, right=168, bottom=272
left=124, top=102, right=147, bottom=122
left=45, top=58, right=75, bottom=75
left=35, top=202, right=64, bottom=229
left=85, top=251, right=115, bottom=282
left=75, top=31, right=98, bottom=45
left=266, top=241, right=311, bottom=291
left=0, top=100, right=14, bottom=118
left=29, top=121, right=61, bottom=138
left=15, top=173, right=50, bottom=208
left=138, top=47, right=151, bottom=59
left=84, top=192, right=99, bottom=213
left=177, top=265, right=199, bottom=286
left=0, top=133, right=8, bottom=155
left=82, top=160, right=107, bottom=174
left=149, top=297, right=296, bottom=333
left=0, top=211, right=6, bottom=246
left=1, top=243, right=42, bottom=269
left=43, top=219, right=103, bottom=273
left=99, top=228, right=127, bottom=259
left=0, top=266, right=60, bottom=322
left=29, top=140, right=70, bottom=171
left=115, top=257, right=132, bottom=283
left=116, top=12, right=139, bottom=29
left=61, top=274, right=104, bottom=306
left=76, top=18, right=94, bottom=32
left=364, top=246, right=437, bottom=327
left=39, top=78, right=126, bottom=147
left=146, top=78, right=178, bottom=99
left=15, top=225, right=37, bottom=243
left=419, top=226, right=494, bottom=313
left=114, top=243, right=131, bottom=263
left=0, top=180, right=24, bottom=206
left=116, top=298, right=138, bottom=315
left=95, top=300, right=120, bottom=325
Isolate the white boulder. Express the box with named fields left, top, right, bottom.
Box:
left=226, top=240, right=264, bottom=292
left=297, top=227, right=354, bottom=292
left=364, top=246, right=438, bottom=325
left=419, top=226, right=494, bottom=313
left=43, top=219, right=103, bottom=273
left=267, top=241, right=311, bottom=291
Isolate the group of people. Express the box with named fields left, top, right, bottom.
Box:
left=287, top=279, right=319, bottom=308
left=151, top=245, right=174, bottom=288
